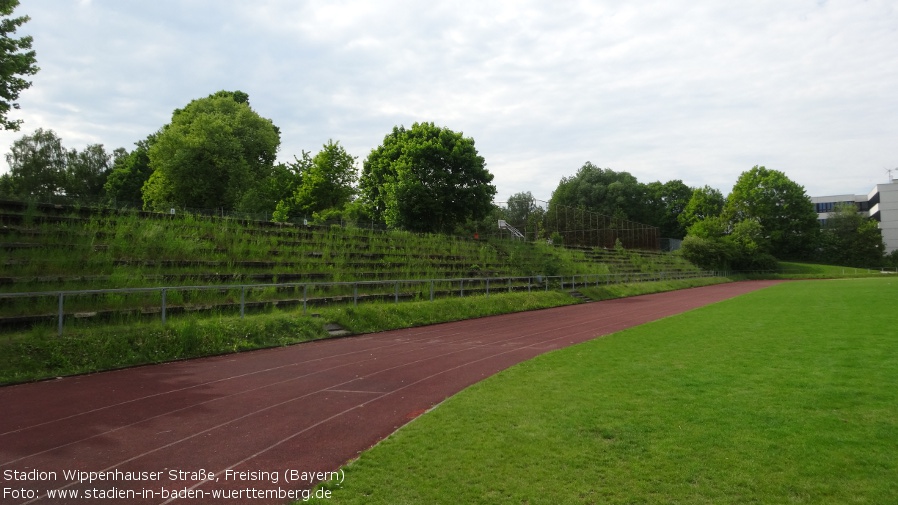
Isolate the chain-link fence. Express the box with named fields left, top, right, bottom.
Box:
left=494, top=199, right=660, bottom=250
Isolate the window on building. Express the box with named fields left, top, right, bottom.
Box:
left=815, top=202, right=836, bottom=213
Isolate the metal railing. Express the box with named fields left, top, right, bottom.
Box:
left=0, top=270, right=719, bottom=336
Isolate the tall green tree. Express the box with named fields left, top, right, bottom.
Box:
left=268, top=152, right=312, bottom=222
left=504, top=191, right=539, bottom=227
left=817, top=203, right=884, bottom=267
left=503, top=191, right=546, bottom=240
left=293, top=140, right=358, bottom=215
left=642, top=179, right=692, bottom=239
left=3, top=128, right=66, bottom=197
left=0, top=172, right=12, bottom=196
left=64, top=143, right=114, bottom=201
left=678, top=185, right=726, bottom=231
left=247, top=160, right=303, bottom=221
left=3, top=128, right=116, bottom=202
left=0, top=0, right=38, bottom=131
left=104, top=137, right=154, bottom=207
left=549, top=163, right=643, bottom=220
left=724, top=166, right=818, bottom=259
left=142, top=90, right=280, bottom=212
left=268, top=141, right=358, bottom=222
left=360, top=122, right=496, bottom=233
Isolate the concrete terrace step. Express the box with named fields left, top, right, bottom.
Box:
left=568, top=290, right=593, bottom=302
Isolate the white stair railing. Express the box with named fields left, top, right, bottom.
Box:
left=497, top=220, right=525, bottom=240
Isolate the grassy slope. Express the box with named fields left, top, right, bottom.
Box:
left=0, top=207, right=700, bottom=320
left=0, top=278, right=725, bottom=386
left=311, top=278, right=898, bottom=504
left=0, top=291, right=572, bottom=385
left=775, top=261, right=886, bottom=278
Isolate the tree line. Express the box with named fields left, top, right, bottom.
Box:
left=0, top=90, right=498, bottom=234
left=1, top=87, right=889, bottom=269
left=0, top=86, right=692, bottom=243
left=676, top=167, right=887, bottom=269
left=1, top=2, right=888, bottom=268
left=497, top=163, right=890, bottom=269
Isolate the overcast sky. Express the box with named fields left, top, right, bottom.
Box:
left=2, top=0, right=897, bottom=201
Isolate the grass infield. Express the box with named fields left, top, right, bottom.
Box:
left=310, top=278, right=898, bottom=504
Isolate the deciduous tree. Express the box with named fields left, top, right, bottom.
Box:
left=678, top=185, right=725, bottom=231
left=724, top=166, right=818, bottom=259
left=3, top=128, right=116, bottom=202
left=502, top=191, right=546, bottom=240
left=64, top=143, right=114, bottom=201
left=359, top=122, right=496, bottom=233
left=293, top=140, right=358, bottom=216
left=0, top=0, right=39, bottom=131
left=642, top=179, right=692, bottom=239
left=817, top=203, right=884, bottom=267
left=3, top=128, right=66, bottom=197
left=104, top=138, right=154, bottom=207
left=549, top=163, right=643, bottom=221
left=143, top=90, right=280, bottom=212
left=504, top=191, right=538, bottom=227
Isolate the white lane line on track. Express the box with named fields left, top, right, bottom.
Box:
left=14, top=288, right=755, bottom=505
left=0, top=326, right=461, bottom=437
left=7, top=296, right=696, bottom=473
left=9, top=289, right=703, bottom=456
left=325, top=389, right=387, bottom=394
left=1, top=333, right=476, bottom=467
left=7, top=292, right=643, bottom=439
left=164, top=309, right=679, bottom=504
left=17, top=309, right=639, bottom=505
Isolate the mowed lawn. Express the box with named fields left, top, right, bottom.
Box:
left=310, top=279, right=898, bottom=504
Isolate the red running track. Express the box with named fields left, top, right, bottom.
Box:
left=0, top=281, right=780, bottom=505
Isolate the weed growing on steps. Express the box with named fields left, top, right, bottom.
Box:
left=1, top=204, right=703, bottom=337
left=0, top=279, right=729, bottom=386
left=0, top=311, right=330, bottom=385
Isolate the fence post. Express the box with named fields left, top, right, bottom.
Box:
left=303, top=285, right=307, bottom=315
left=394, top=282, right=399, bottom=303
left=58, top=293, right=64, bottom=337
left=460, top=279, right=464, bottom=297
left=486, top=278, right=490, bottom=297
left=161, top=288, right=167, bottom=325
left=354, top=283, right=358, bottom=307
left=430, top=280, right=434, bottom=302
left=240, top=286, right=245, bottom=319
left=508, top=277, right=512, bottom=293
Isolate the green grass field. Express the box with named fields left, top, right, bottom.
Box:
left=310, top=278, right=898, bottom=504
left=774, top=261, right=887, bottom=279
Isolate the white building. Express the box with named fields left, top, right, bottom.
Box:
left=811, top=180, right=898, bottom=254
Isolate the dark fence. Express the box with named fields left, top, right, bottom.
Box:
left=495, top=199, right=661, bottom=250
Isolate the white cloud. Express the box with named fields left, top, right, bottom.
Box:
left=2, top=0, right=897, bottom=200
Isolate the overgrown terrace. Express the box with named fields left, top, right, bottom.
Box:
left=0, top=200, right=700, bottom=328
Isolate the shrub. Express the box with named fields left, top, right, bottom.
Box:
left=679, top=235, right=735, bottom=270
